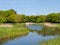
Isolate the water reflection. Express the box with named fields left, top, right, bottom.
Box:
left=27, top=24, right=43, bottom=30
left=0, top=33, right=29, bottom=45
left=1, top=32, right=58, bottom=45
left=38, top=26, right=60, bottom=36
left=30, top=26, right=60, bottom=36
left=0, top=24, right=60, bottom=45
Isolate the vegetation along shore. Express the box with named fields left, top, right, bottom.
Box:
left=0, top=23, right=29, bottom=43
left=0, top=9, right=60, bottom=45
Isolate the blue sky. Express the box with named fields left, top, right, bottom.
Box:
left=0, top=0, right=60, bottom=15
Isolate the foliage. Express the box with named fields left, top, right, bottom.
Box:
left=40, top=38, right=60, bottom=45
left=16, top=14, right=25, bottom=23
left=0, top=9, right=60, bottom=23
left=29, top=16, right=37, bottom=22
left=0, top=23, right=29, bottom=43
left=7, top=14, right=17, bottom=23
left=46, top=13, right=59, bottom=23
left=0, top=16, right=7, bottom=23
left=36, top=15, right=46, bottom=23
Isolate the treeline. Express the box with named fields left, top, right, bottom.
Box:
left=0, top=9, right=60, bottom=23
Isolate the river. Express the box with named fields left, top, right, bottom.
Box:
left=0, top=24, right=59, bottom=45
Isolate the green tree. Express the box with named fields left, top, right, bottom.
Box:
left=46, top=13, right=59, bottom=23
left=17, top=14, right=25, bottom=23
left=7, top=14, right=17, bottom=23
left=36, top=15, right=46, bottom=23
left=0, top=16, right=7, bottom=23
left=28, top=15, right=37, bottom=22
left=56, top=13, right=60, bottom=22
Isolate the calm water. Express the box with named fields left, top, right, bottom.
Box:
left=0, top=24, right=59, bottom=45
left=27, top=25, right=42, bottom=30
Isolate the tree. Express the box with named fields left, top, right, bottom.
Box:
left=0, top=16, right=7, bottom=23
left=7, top=14, right=17, bottom=23
left=0, top=9, right=17, bottom=23
left=16, top=14, right=25, bottom=23
left=6, top=9, right=17, bottom=23
left=56, top=13, right=60, bottom=22
left=46, top=13, right=59, bottom=23
left=25, top=16, right=29, bottom=22
left=28, top=15, right=37, bottom=22
left=36, top=15, right=46, bottom=23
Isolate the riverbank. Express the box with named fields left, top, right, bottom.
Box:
left=40, top=38, right=60, bottom=45
left=0, top=23, right=29, bottom=43
left=25, top=22, right=59, bottom=27
left=0, top=23, right=60, bottom=44
left=0, top=23, right=59, bottom=28
left=0, top=23, right=13, bottom=27
left=43, top=23, right=57, bottom=27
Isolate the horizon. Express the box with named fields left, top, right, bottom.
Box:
left=0, top=0, right=60, bottom=15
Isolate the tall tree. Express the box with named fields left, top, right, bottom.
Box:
left=46, top=13, right=59, bottom=23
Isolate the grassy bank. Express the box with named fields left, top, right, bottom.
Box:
left=39, top=23, right=60, bottom=45
left=0, top=23, right=29, bottom=43
left=56, top=24, right=60, bottom=27
left=40, top=38, right=60, bottom=45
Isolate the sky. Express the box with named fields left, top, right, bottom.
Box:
left=0, top=0, right=60, bottom=15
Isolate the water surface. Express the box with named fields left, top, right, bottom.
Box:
left=0, top=24, right=59, bottom=45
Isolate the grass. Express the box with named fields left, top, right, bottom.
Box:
left=36, top=23, right=60, bottom=45
left=13, top=23, right=26, bottom=28
left=39, top=23, right=60, bottom=45
left=0, top=23, right=60, bottom=44
left=0, top=23, right=29, bottom=43
left=40, top=38, right=60, bottom=45
left=57, top=24, right=60, bottom=27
